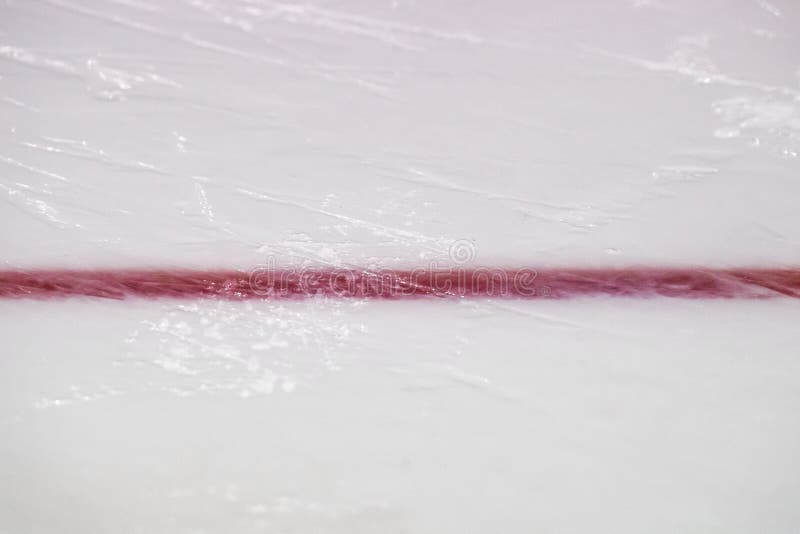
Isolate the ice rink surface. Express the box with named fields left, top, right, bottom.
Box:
left=1, top=0, right=800, bottom=532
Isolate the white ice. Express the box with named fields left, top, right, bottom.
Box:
left=1, top=1, right=799, bottom=532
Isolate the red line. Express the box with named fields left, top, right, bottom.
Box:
left=1, top=267, right=799, bottom=300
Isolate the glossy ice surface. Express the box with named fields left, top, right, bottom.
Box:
left=1, top=1, right=799, bottom=532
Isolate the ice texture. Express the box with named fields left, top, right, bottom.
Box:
left=1, top=1, right=799, bottom=532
